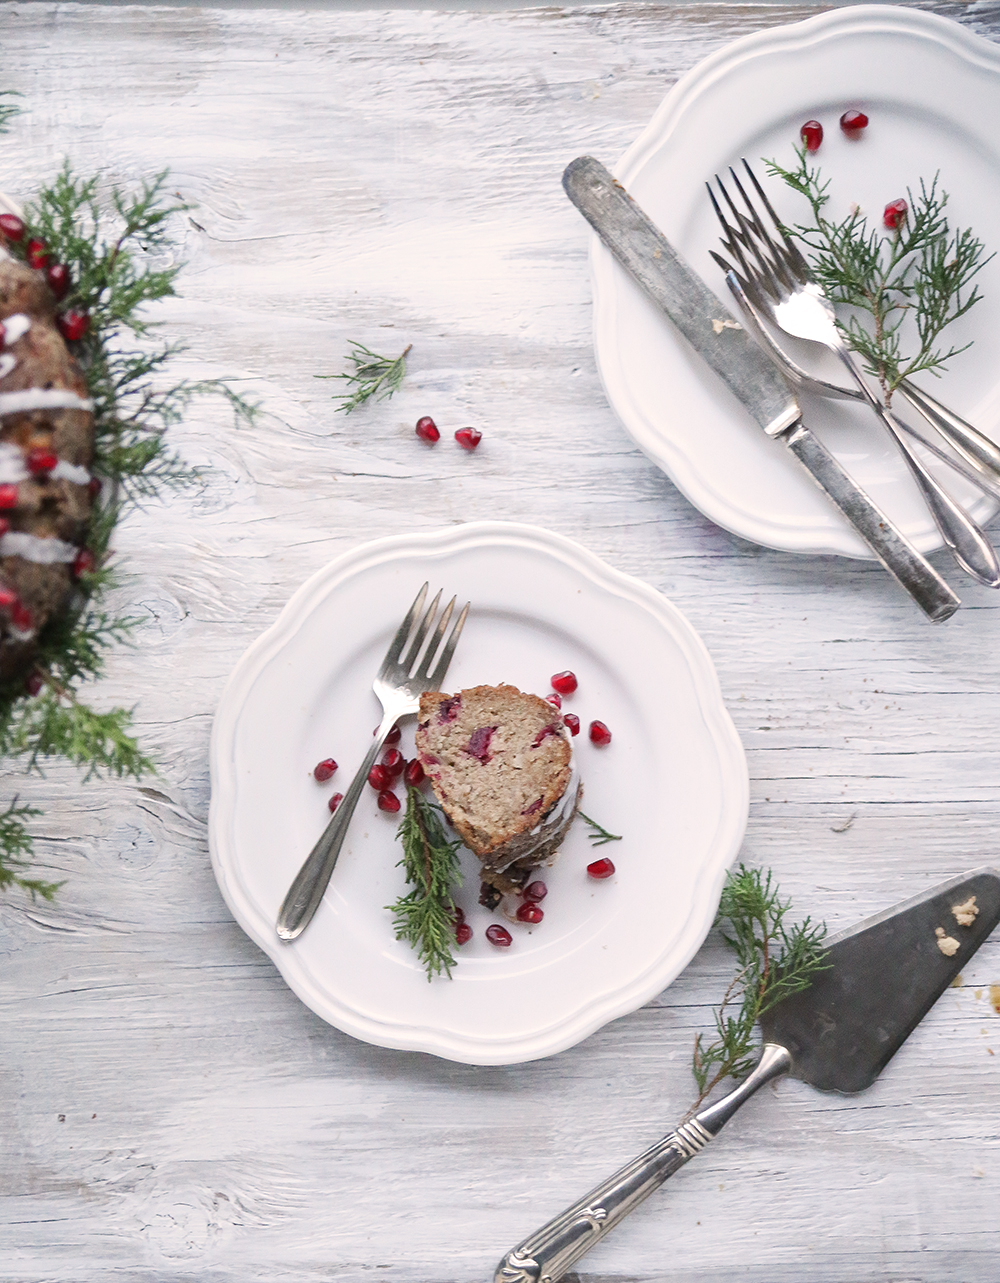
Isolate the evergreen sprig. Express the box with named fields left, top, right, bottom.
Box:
left=766, top=146, right=992, bottom=400
left=388, top=785, right=463, bottom=980
left=579, top=811, right=622, bottom=846
left=319, top=340, right=411, bottom=413
left=0, top=110, right=254, bottom=896
left=691, top=865, right=828, bottom=1106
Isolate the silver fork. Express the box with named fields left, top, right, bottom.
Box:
left=709, top=161, right=1000, bottom=589
left=277, top=583, right=469, bottom=942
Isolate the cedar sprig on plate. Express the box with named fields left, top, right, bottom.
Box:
left=389, top=785, right=463, bottom=980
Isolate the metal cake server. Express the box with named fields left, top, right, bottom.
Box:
left=494, top=867, right=1000, bottom=1283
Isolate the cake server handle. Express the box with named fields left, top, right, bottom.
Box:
left=493, top=1044, right=791, bottom=1283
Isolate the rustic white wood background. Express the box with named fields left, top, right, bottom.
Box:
left=2, top=2, right=1000, bottom=1280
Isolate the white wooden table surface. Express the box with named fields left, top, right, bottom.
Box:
left=3, top=2, right=1000, bottom=1279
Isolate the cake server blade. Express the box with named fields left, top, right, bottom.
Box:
left=494, top=867, right=1000, bottom=1283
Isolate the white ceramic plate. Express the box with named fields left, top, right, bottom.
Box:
left=209, top=523, right=748, bottom=1065
left=594, top=5, right=1000, bottom=557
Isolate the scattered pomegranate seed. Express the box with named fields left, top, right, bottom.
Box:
left=0, top=485, right=18, bottom=510
left=10, top=602, right=33, bottom=632
left=545, top=692, right=562, bottom=709
left=455, top=922, right=473, bottom=946
left=328, top=792, right=344, bottom=813
left=87, top=477, right=102, bottom=500
left=415, top=415, right=440, bottom=443
left=368, top=763, right=390, bottom=790
left=589, top=720, right=612, bottom=747
left=56, top=310, right=89, bottom=342
left=27, top=448, right=58, bottom=477
left=455, top=427, right=482, bottom=451
left=516, top=902, right=544, bottom=924
left=403, top=757, right=425, bottom=787
left=25, top=670, right=44, bottom=696
left=72, top=548, right=95, bottom=577
left=45, top=263, right=70, bottom=300
left=551, top=671, right=578, bottom=695
left=377, top=788, right=401, bottom=813
left=587, top=857, right=616, bottom=880
left=26, top=238, right=49, bottom=269
left=0, top=213, right=25, bottom=242
left=800, top=120, right=823, bottom=152
left=883, top=199, right=907, bottom=230
left=313, top=757, right=338, bottom=782
left=450, top=904, right=466, bottom=925
left=840, top=109, right=868, bottom=136
left=523, top=880, right=548, bottom=902
left=563, top=713, right=580, bottom=736
left=485, top=924, right=512, bottom=947
left=375, top=723, right=401, bottom=744
left=382, top=747, right=405, bottom=778
left=0, top=585, right=17, bottom=609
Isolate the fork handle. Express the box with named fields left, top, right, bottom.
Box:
left=277, top=712, right=400, bottom=941
left=898, top=381, right=1000, bottom=487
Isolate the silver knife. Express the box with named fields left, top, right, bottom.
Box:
left=562, top=156, right=959, bottom=623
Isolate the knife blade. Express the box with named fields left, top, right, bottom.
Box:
left=562, top=155, right=959, bottom=624
left=494, top=867, right=1000, bottom=1283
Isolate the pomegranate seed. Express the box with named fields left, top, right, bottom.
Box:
left=455, top=427, right=482, bottom=451
left=72, top=548, right=95, bottom=577
left=0, top=213, right=25, bottom=242
left=0, top=585, right=16, bottom=609
left=368, top=763, right=390, bottom=790
left=545, top=692, right=562, bottom=709
left=551, top=670, right=578, bottom=695
left=524, top=880, right=548, bottom=902
left=382, top=747, right=405, bottom=778
left=374, top=723, right=401, bottom=744
left=313, top=757, right=338, bottom=782
left=587, top=857, right=616, bottom=880
left=377, top=788, right=401, bottom=813
left=56, top=310, right=89, bottom=342
left=563, top=713, right=580, bottom=736
left=589, top=720, right=612, bottom=747
left=884, top=199, right=907, bottom=230
left=27, top=448, right=58, bottom=477
left=516, top=902, right=544, bottom=924
left=328, top=792, right=344, bottom=813
left=455, top=922, right=473, bottom=946
left=485, top=924, right=512, bottom=947
left=415, top=415, right=440, bottom=443
left=11, top=602, right=33, bottom=632
left=800, top=120, right=823, bottom=152
left=0, top=485, right=18, bottom=510
left=46, top=263, right=70, bottom=300
left=25, top=670, right=44, bottom=696
left=27, top=238, right=49, bottom=269
left=87, top=477, right=102, bottom=500
left=450, top=904, right=466, bottom=924
left=404, top=757, right=425, bottom=787
left=840, top=109, right=868, bottom=136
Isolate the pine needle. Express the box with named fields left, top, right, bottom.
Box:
left=579, top=811, right=622, bottom=846
left=387, top=786, right=462, bottom=980
left=319, top=340, right=411, bottom=413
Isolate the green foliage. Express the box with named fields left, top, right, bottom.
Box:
left=0, top=93, right=19, bottom=134
left=0, top=799, right=60, bottom=899
left=692, top=865, right=828, bottom=1106
left=766, top=147, right=992, bottom=400
left=388, top=786, right=463, bottom=980
left=319, top=340, right=411, bottom=413
left=579, top=811, right=622, bottom=847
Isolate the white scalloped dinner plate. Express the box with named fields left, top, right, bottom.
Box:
left=209, top=523, right=748, bottom=1064
left=594, top=5, right=1000, bottom=557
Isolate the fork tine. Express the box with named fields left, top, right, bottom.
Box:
left=707, top=181, right=760, bottom=285
left=724, top=168, right=794, bottom=296
left=401, top=588, right=442, bottom=672
left=714, top=175, right=784, bottom=302
left=381, top=582, right=428, bottom=672
left=741, top=160, right=811, bottom=280
left=413, top=595, right=455, bottom=681
left=427, top=600, right=469, bottom=692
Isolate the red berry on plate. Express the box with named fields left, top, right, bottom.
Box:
left=800, top=120, right=823, bottom=152
left=551, top=670, right=577, bottom=695
left=88, top=477, right=102, bottom=500
left=46, top=263, right=71, bottom=300
left=545, top=692, right=562, bottom=709
left=72, top=548, right=95, bottom=578
left=485, top=924, right=512, bottom=947
left=589, top=719, right=612, bottom=747
left=10, top=601, right=33, bottom=632
left=313, top=757, right=338, bottom=782
left=883, top=199, right=907, bottom=230
left=587, top=857, right=616, bottom=880
left=375, top=723, right=402, bottom=744
left=27, top=448, right=58, bottom=477
left=377, top=788, right=401, bottom=813
left=840, top=109, right=868, bottom=136
left=0, top=584, right=17, bottom=609
left=328, top=792, right=344, bottom=813
left=382, top=747, right=405, bottom=778
left=516, top=901, right=544, bottom=924
left=415, top=415, right=440, bottom=443
left=0, top=485, right=17, bottom=510
left=25, top=669, right=44, bottom=696
left=56, top=309, right=89, bottom=342
left=455, top=922, right=473, bottom=945
left=404, top=757, right=425, bottom=787
left=450, top=904, right=466, bottom=924
left=563, top=713, right=580, bottom=736
left=27, top=237, right=49, bottom=269
left=0, top=213, right=25, bottom=242
left=524, top=880, right=548, bottom=902
left=455, top=427, right=482, bottom=451
left=368, top=763, right=390, bottom=790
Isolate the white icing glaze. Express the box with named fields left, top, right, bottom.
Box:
left=0, top=388, right=94, bottom=416
left=0, top=442, right=27, bottom=483
left=51, top=460, right=91, bottom=486
left=0, top=531, right=78, bottom=564
left=2, top=313, right=31, bottom=346
left=0, top=355, right=14, bottom=381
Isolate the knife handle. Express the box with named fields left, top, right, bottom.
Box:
left=782, top=422, right=960, bottom=623
left=493, top=1045, right=791, bottom=1283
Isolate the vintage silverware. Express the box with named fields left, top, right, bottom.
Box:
left=495, top=867, right=1000, bottom=1283
left=276, top=583, right=469, bottom=942
left=562, top=155, right=959, bottom=622
left=708, top=162, right=1000, bottom=589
